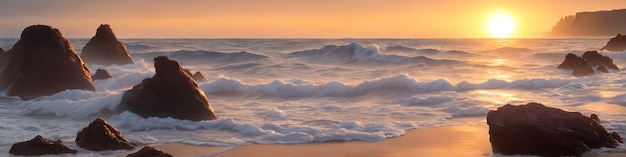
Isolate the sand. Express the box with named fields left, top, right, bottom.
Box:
left=150, top=124, right=625, bottom=157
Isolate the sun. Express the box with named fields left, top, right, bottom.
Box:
left=488, top=14, right=515, bottom=38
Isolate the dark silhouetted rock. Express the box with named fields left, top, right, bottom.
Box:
left=81, top=24, right=134, bottom=66
left=487, top=102, right=622, bottom=157
left=76, top=117, right=136, bottom=151
left=597, top=65, right=609, bottom=73
left=0, top=25, right=95, bottom=100
left=91, top=69, right=113, bottom=80
left=115, top=56, right=218, bottom=121
left=0, top=48, right=7, bottom=72
left=127, top=146, right=173, bottom=157
left=582, top=51, right=619, bottom=70
left=602, top=34, right=626, bottom=52
left=192, top=72, right=208, bottom=82
left=546, top=9, right=626, bottom=37
left=557, top=53, right=594, bottom=77
left=9, top=135, right=77, bottom=155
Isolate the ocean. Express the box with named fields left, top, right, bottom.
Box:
left=1, top=38, right=626, bottom=156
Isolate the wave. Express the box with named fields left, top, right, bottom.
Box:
left=286, top=43, right=462, bottom=65
left=134, top=50, right=268, bottom=63
left=488, top=47, right=534, bottom=53
left=200, top=73, right=573, bottom=98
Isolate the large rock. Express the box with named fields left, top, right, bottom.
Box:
left=75, top=118, right=136, bottom=151
left=127, top=146, right=173, bottom=157
left=487, top=102, right=622, bottom=157
left=545, top=9, right=626, bottom=37
left=602, top=34, right=626, bottom=52
left=0, top=25, right=95, bottom=100
left=582, top=51, right=619, bottom=70
left=0, top=48, right=7, bottom=72
left=9, top=135, right=77, bottom=155
left=557, top=53, right=594, bottom=77
left=115, top=56, right=218, bottom=121
left=81, top=24, right=134, bottom=66
left=91, top=69, right=113, bottom=80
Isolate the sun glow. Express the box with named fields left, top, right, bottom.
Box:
left=488, top=14, right=514, bottom=38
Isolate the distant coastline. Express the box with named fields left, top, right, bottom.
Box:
left=545, top=9, right=626, bottom=37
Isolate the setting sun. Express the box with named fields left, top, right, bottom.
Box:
left=488, top=14, right=515, bottom=38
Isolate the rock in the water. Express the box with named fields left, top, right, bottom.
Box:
left=557, top=53, right=594, bottom=77
left=602, top=34, right=626, bottom=52
left=81, top=24, right=134, bottom=66
left=75, top=117, right=136, bottom=151
left=0, top=47, right=7, bottom=72
left=597, top=65, right=609, bottom=73
left=126, top=146, right=173, bottom=157
left=0, top=25, right=95, bottom=100
left=9, top=135, right=77, bottom=155
left=115, top=56, right=218, bottom=121
left=192, top=71, right=208, bottom=82
left=487, top=102, right=622, bottom=157
left=582, top=50, right=619, bottom=70
left=91, top=69, right=113, bottom=80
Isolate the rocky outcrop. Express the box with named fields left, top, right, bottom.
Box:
left=557, top=53, right=594, bottom=77
left=546, top=9, right=626, bottom=37
left=487, top=102, right=622, bottom=157
left=115, top=56, right=218, bottom=121
left=91, top=69, right=113, bottom=80
left=127, top=146, right=173, bottom=157
left=9, top=135, right=77, bottom=155
left=81, top=24, right=134, bottom=66
left=0, top=25, right=95, bottom=100
left=75, top=118, right=136, bottom=151
left=582, top=51, right=619, bottom=70
left=0, top=48, right=7, bottom=72
left=602, top=34, right=626, bottom=52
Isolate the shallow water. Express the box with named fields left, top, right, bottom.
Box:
left=1, top=38, right=626, bottom=156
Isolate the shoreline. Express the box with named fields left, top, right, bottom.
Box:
left=149, top=124, right=626, bottom=157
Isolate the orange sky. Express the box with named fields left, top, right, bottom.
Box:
left=0, top=0, right=625, bottom=38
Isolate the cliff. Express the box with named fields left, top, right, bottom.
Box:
left=545, top=9, right=626, bottom=37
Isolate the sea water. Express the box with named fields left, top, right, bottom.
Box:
left=1, top=38, right=626, bottom=156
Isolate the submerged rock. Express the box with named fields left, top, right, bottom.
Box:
left=126, top=146, right=173, bottom=157
left=115, top=56, right=218, bottom=121
left=91, top=69, right=113, bottom=80
left=81, top=24, right=134, bottom=66
left=597, top=65, right=609, bottom=73
left=487, top=102, right=622, bottom=157
left=9, top=135, right=77, bottom=155
left=602, top=34, right=626, bottom=52
left=582, top=50, right=619, bottom=70
left=557, top=53, right=594, bottom=77
left=75, top=118, right=136, bottom=151
left=0, top=25, right=95, bottom=100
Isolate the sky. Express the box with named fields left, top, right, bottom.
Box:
left=0, top=0, right=625, bottom=38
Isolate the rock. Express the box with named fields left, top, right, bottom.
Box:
left=487, top=102, right=622, bottom=157
left=126, top=146, right=173, bottom=157
left=582, top=51, right=619, bottom=70
left=597, top=65, right=609, bottom=73
left=81, top=24, right=134, bottom=66
left=75, top=117, right=136, bottom=151
left=0, top=25, right=95, bottom=100
left=115, top=56, right=218, bottom=121
left=192, top=71, right=208, bottom=82
left=0, top=47, right=7, bottom=72
left=91, top=69, right=113, bottom=80
left=602, top=34, right=626, bottom=52
left=557, top=53, right=594, bottom=77
left=545, top=9, right=626, bottom=37
left=9, top=135, right=77, bottom=155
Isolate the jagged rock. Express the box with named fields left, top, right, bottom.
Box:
left=91, top=69, right=113, bottom=80
left=9, top=135, right=77, bottom=155
left=557, top=53, right=594, bottom=77
left=126, top=146, right=173, bottom=157
left=76, top=118, right=136, bottom=151
left=115, top=56, right=218, bottom=121
left=597, top=65, right=609, bottom=73
left=602, top=34, right=626, bottom=52
left=582, top=51, right=619, bottom=70
left=192, top=71, right=208, bottom=82
left=546, top=9, right=626, bottom=37
left=81, top=24, right=134, bottom=66
left=0, top=47, right=7, bottom=72
left=487, top=102, right=622, bottom=157
left=0, top=25, right=95, bottom=100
